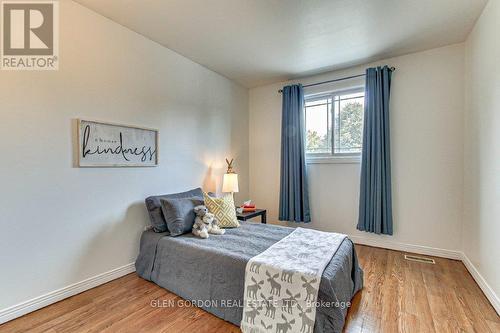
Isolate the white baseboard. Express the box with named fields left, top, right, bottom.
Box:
left=349, top=235, right=462, bottom=260
left=460, top=252, right=500, bottom=315
left=0, top=262, right=135, bottom=324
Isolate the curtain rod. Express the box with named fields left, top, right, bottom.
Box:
left=278, top=67, right=395, bottom=93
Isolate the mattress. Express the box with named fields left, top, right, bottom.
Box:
left=135, top=222, right=363, bottom=333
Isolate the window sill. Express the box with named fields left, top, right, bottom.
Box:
left=306, top=156, right=361, bottom=164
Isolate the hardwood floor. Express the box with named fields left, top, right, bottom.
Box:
left=1, top=245, right=498, bottom=333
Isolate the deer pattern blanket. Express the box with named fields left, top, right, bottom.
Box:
left=241, top=228, right=347, bottom=333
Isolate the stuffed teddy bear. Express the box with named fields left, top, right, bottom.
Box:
left=192, top=205, right=225, bottom=239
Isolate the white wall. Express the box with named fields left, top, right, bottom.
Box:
left=463, top=0, right=500, bottom=310
left=0, top=0, right=248, bottom=310
left=249, top=44, right=465, bottom=253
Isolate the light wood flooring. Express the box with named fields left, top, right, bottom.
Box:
left=1, top=245, right=498, bottom=333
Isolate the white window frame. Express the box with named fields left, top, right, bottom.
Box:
left=305, top=87, right=364, bottom=164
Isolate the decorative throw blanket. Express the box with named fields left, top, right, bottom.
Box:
left=241, top=228, right=347, bottom=333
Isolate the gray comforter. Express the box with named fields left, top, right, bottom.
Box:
left=136, top=222, right=363, bottom=333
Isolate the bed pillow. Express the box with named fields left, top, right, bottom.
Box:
left=160, top=198, right=204, bottom=236
left=145, top=187, right=203, bottom=232
left=203, top=192, right=240, bottom=228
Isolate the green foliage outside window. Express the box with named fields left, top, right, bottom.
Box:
left=306, top=101, right=363, bottom=154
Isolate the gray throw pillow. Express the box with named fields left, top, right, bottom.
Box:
left=145, top=187, right=203, bottom=232
left=160, top=197, right=204, bottom=236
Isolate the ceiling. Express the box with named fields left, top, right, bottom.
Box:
left=75, top=0, right=487, bottom=88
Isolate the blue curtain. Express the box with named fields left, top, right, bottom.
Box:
left=279, top=84, right=311, bottom=223
left=357, top=66, right=393, bottom=235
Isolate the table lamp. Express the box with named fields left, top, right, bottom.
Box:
left=222, top=158, right=239, bottom=196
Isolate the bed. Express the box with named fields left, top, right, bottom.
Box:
left=135, top=221, right=363, bottom=333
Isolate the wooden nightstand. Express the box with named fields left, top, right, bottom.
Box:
left=236, top=209, right=267, bottom=224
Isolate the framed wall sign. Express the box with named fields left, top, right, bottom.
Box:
left=77, top=119, right=158, bottom=167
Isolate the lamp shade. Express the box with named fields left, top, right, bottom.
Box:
left=222, top=173, right=239, bottom=193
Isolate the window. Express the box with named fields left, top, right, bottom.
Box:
left=305, top=88, right=364, bottom=161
